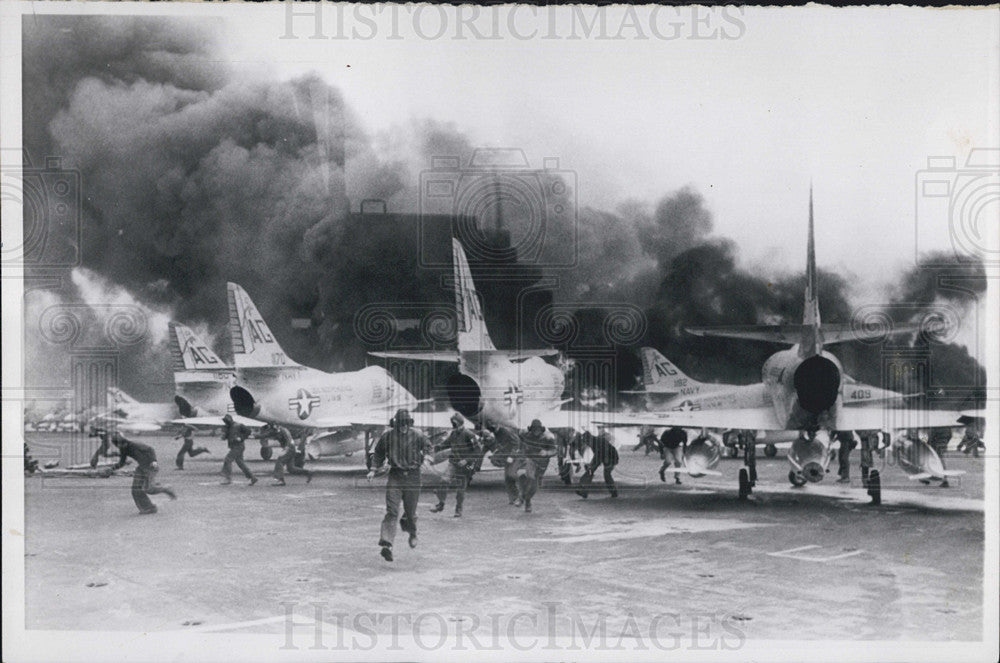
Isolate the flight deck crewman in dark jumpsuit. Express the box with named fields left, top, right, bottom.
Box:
left=89, top=427, right=115, bottom=469
left=367, top=409, right=432, bottom=562
left=174, top=425, right=210, bottom=470
left=431, top=412, right=479, bottom=517
left=268, top=423, right=313, bottom=485
left=515, top=419, right=558, bottom=513
left=112, top=433, right=177, bottom=514
left=659, top=427, right=687, bottom=484
left=220, top=414, right=257, bottom=485
left=575, top=429, right=620, bottom=499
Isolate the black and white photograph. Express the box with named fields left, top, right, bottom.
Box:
left=2, top=2, right=998, bottom=661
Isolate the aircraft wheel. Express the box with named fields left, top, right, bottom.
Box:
left=764, top=443, right=777, bottom=458
left=868, top=470, right=881, bottom=505
left=788, top=470, right=807, bottom=487
left=727, top=446, right=739, bottom=459
left=738, top=468, right=750, bottom=500
left=260, top=445, right=273, bottom=461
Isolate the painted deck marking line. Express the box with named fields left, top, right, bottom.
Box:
left=172, top=613, right=360, bottom=634
left=767, top=544, right=866, bottom=562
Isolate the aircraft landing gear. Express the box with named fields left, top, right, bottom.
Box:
left=738, top=434, right=758, bottom=500
left=867, top=470, right=881, bottom=506
left=738, top=468, right=751, bottom=500
left=764, top=443, right=777, bottom=458
left=363, top=429, right=374, bottom=470
left=788, top=470, right=807, bottom=487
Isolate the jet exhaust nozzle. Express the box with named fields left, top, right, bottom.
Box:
left=230, top=386, right=261, bottom=419
left=174, top=396, right=198, bottom=418
left=794, top=355, right=840, bottom=414
left=445, top=374, right=482, bottom=419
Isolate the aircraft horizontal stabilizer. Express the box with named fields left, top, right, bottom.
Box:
left=686, top=322, right=924, bottom=346
left=685, top=324, right=804, bottom=344
left=368, top=351, right=460, bottom=363
left=506, top=349, right=562, bottom=361
left=821, top=323, right=922, bottom=344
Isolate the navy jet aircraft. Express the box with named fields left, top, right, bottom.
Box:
left=369, top=238, right=609, bottom=435
left=597, top=189, right=969, bottom=500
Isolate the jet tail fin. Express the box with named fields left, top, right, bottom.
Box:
left=687, top=189, right=826, bottom=355
left=452, top=239, right=497, bottom=354
left=169, top=322, right=228, bottom=371
left=638, top=348, right=707, bottom=393
left=801, top=185, right=822, bottom=357
left=107, top=387, right=137, bottom=406
left=227, top=282, right=299, bottom=369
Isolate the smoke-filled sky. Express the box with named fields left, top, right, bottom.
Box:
left=230, top=4, right=998, bottom=285
left=14, top=7, right=994, bottom=406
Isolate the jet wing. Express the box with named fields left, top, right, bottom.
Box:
left=591, top=407, right=783, bottom=431
left=326, top=408, right=473, bottom=431
left=171, top=414, right=267, bottom=428
left=833, top=408, right=966, bottom=431
left=531, top=409, right=643, bottom=434
left=90, top=413, right=164, bottom=433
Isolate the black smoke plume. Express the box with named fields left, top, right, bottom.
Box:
left=22, top=16, right=985, bottom=411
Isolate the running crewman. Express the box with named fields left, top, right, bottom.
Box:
left=515, top=419, right=558, bottom=513
left=220, top=414, right=257, bottom=486
left=268, top=423, right=313, bottom=486
left=575, top=429, right=620, bottom=499
left=430, top=413, right=479, bottom=517
left=659, top=427, right=687, bottom=484
left=174, top=425, right=210, bottom=470
left=367, top=409, right=432, bottom=562
left=112, top=433, right=176, bottom=514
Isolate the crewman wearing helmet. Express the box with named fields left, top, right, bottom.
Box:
left=430, top=412, right=480, bottom=518
left=367, top=409, right=432, bottom=562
